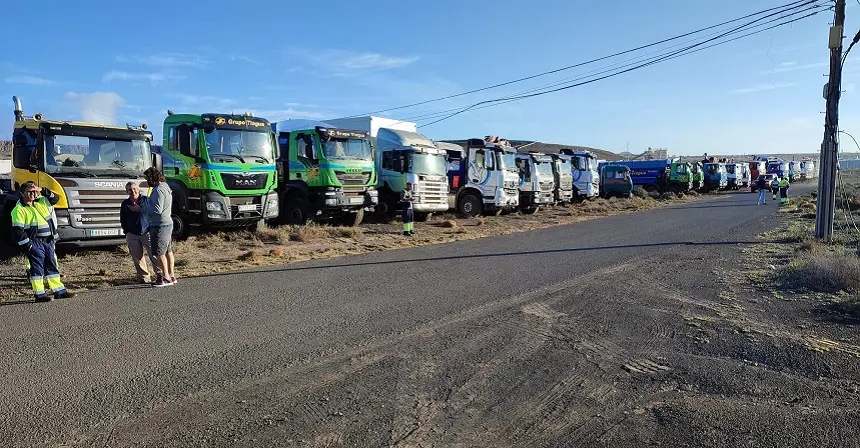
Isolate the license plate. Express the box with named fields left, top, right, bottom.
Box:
left=238, top=204, right=257, bottom=212
left=349, top=197, right=364, bottom=204
left=89, top=229, right=120, bottom=237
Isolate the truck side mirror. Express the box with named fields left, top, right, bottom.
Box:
left=151, top=152, right=163, bottom=171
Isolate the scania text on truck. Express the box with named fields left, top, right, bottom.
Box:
left=270, top=119, right=377, bottom=226
left=559, top=148, right=599, bottom=200
left=613, top=158, right=692, bottom=194
left=597, top=162, right=634, bottom=198
left=160, top=111, right=278, bottom=239
left=1, top=96, right=161, bottom=257
left=437, top=139, right=519, bottom=217
left=514, top=152, right=556, bottom=214
left=548, top=153, right=574, bottom=204
left=324, top=116, right=447, bottom=222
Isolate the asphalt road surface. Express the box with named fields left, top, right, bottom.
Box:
left=6, top=183, right=857, bottom=448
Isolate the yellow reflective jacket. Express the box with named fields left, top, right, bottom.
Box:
left=11, top=197, right=54, bottom=248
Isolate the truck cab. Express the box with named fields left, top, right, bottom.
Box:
left=614, top=158, right=691, bottom=193
left=726, top=163, right=740, bottom=190
left=799, top=158, right=816, bottom=181
left=788, top=161, right=800, bottom=182
left=549, top=154, right=574, bottom=205
left=161, top=112, right=279, bottom=238
left=691, top=162, right=704, bottom=190
left=766, top=158, right=789, bottom=178
left=515, top=152, right=556, bottom=214
left=597, top=163, right=633, bottom=198
left=559, top=149, right=599, bottom=200
left=703, top=162, right=728, bottom=192
left=3, top=96, right=160, bottom=250
left=440, top=139, right=519, bottom=217
left=748, top=161, right=766, bottom=190
left=373, top=128, right=448, bottom=221
left=271, top=119, right=377, bottom=226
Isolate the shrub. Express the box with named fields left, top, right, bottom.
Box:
left=237, top=250, right=259, bottom=261
left=783, top=247, right=860, bottom=292
left=633, top=188, right=648, bottom=199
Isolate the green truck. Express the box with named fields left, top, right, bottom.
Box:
left=270, top=119, right=377, bottom=226
left=159, top=111, right=279, bottom=239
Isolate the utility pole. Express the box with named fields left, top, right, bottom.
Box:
left=816, top=0, right=846, bottom=241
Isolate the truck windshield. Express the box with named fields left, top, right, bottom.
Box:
left=558, top=159, right=572, bottom=175
left=499, top=153, right=518, bottom=172
left=408, top=152, right=447, bottom=176
left=576, top=155, right=596, bottom=171
left=44, top=135, right=151, bottom=178
left=535, top=160, right=554, bottom=177
left=726, top=165, right=736, bottom=174
left=205, top=129, right=274, bottom=163
left=324, top=138, right=372, bottom=161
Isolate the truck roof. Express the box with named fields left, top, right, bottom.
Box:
left=14, top=117, right=148, bottom=132
left=272, top=119, right=336, bottom=133
left=324, top=116, right=418, bottom=136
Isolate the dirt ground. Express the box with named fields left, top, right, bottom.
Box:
left=0, top=192, right=697, bottom=301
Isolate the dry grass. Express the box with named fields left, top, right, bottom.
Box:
left=782, top=246, right=860, bottom=293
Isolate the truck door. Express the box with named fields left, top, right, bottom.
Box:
left=468, top=147, right=489, bottom=185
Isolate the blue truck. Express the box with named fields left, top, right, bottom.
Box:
left=611, top=158, right=692, bottom=194
left=702, top=162, right=728, bottom=192
left=766, top=158, right=789, bottom=178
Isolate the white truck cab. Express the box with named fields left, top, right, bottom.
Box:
left=515, top=152, right=556, bottom=214
left=438, top=139, right=519, bottom=217
left=560, top=149, right=599, bottom=200
left=549, top=153, right=574, bottom=204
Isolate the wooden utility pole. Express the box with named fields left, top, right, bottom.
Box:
left=816, top=0, right=846, bottom=241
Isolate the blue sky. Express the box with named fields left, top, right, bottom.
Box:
left=1, top=0, right=857, bottom=156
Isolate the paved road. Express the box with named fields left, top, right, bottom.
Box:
left=7, top=184, right=855, bottom=448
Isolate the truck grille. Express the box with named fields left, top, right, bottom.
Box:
left=540, top=182, right=554, bottom=192
left=504, top=180, right=518, bottom=190
left=66, top=185, right=135, bottom=230
left=417, top=178, right=447, bottom=204
left=228, top=197, right=263, bottom=218
left=220, top=172, right=268, bottom=190
left=335, top=171, right=372, bottom=187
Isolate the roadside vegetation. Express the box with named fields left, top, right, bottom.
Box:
left=0, top=192, right=697, bottom=301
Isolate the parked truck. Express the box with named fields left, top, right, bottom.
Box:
left=559, top=148, right=599, bottom=200
left=725, top=162, right=749, bottom=190
left=514, top=152, right=556, bottom=214
left=437, top=138, right=519, bottom=217
left=788, top=161, right=800, bottom=182
left=160, top=111, right=278, bottom=239
left=612, top=158, right=692, bottom=193
left=1, top=96, right=161, bottom=259
left=703, top=162, right=728, bottom=192
left=691, top=161, right=704, bottom=191
left=597, top=162, right=634, bottom=198
left=324, top=116, right=447, bottom=222
left=548, top=153, right=574, bottom=205
left=766, top=158, right=789, bottom=178
left=270, top=119, right=377, bottom=226
left=799, top=158, right=816, bottom=181
left=748, top=160, right=766, bottom=191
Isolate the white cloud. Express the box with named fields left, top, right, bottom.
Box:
left=729, top=82, right=800, bottom=95
left=780, top=61, right=797, bottom=67
left=4, top=75, right=54, bottom=85
left=229, top=55, right=260, bottom=65
left=758, top=61, right=827, bottom=75
left=116, top=53, right=209, bottom=68
left=103, top=70, right=184, bottom=85
left=286, top=48, right=419, bottom=76
left=64, top=92, right=125, bottom=124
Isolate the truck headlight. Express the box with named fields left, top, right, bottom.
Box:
left=206, top=201, right=224, bottom=211
left=57, top=216, right=70, bottom=226
left=325, top=198, right=338, bottom=205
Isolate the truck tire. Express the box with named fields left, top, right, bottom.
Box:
left=414, top=212, right=433, bottom=222
left=522, top=206, right=540, bottom=215
left=458, top=194, right=481, bottom=218
left=341, top=208, right=364, bottom=227
left=283, top=197, right=310, bottom=226
left=373, top=195, right=397, bottom=223
left=171, top=208, right=191, bottom=241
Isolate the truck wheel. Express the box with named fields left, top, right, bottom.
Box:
left=373, top=197, right=396, bottom=223
left=342, top=208, right=364, bottom=227
left=458, top=194, right=481, bottom=218
left=171, top=209, right=191, bottom=241
left=284, top=197, right=310, bottom=226
left=414, top=212, right=433, bottom=222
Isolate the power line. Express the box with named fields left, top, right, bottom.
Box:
left=342, top=0, right=825, bottom=120
left=418, top=3, right=827, bottom=127
left=404, top=5, right=826, bottom=125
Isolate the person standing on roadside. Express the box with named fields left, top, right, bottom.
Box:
left=10, top=181, right=75, bottom=302
left=129, top=168, right=176, bottom=287
left=121, top=181, right=163, bottom=284
left=770, top=175, right=781, bottom=201
left=401, top=182, right=414, bottom=236
left=755, top=176, right=769, bottom=205
left=779, top=176, right=790, bottom=205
